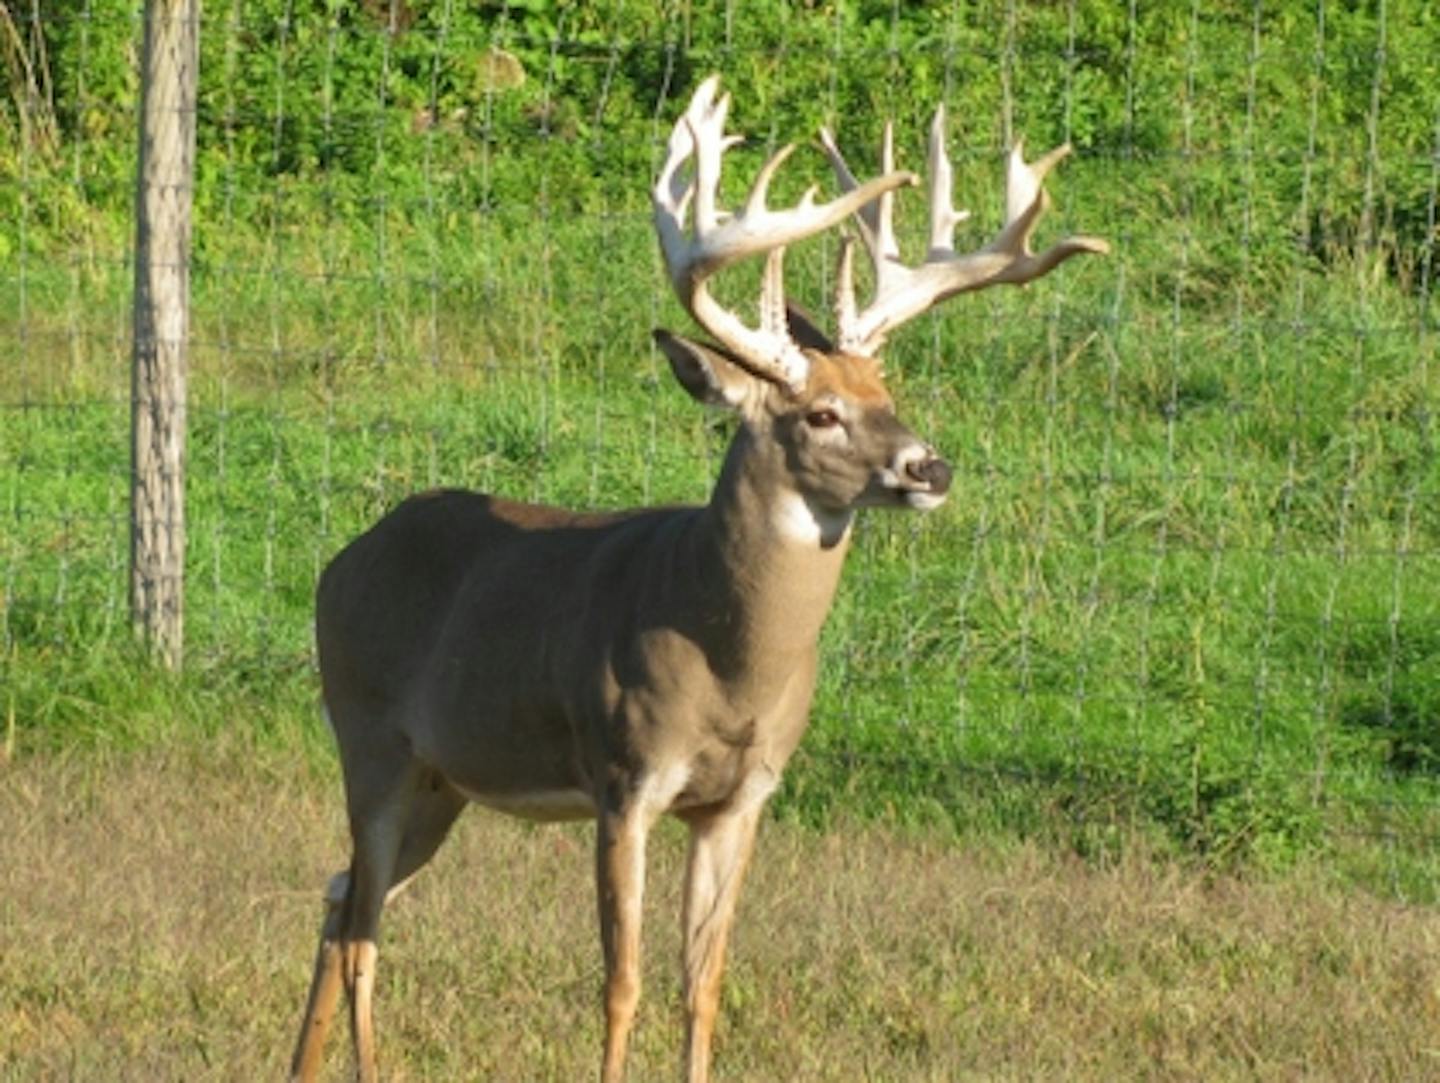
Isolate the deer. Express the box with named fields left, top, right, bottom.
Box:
left=288, top=75, right=1107, bottom=1083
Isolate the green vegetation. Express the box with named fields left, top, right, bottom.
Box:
left=3, top=3, right=1439, bottom=895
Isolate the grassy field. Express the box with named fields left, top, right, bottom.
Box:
left=2, top=734, right=1438, bottom=1082
left=5, top=223, right=1439, bottom=897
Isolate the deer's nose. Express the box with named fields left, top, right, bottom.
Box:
left=905, top=455, right=952, bottom=495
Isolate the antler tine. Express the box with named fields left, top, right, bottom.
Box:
left=817, top=126, right=879, bottom=250
left=654, top=75, right=916, bottom=391
left=874, top=122, right=901, bottom=265
left=688, top=87, right=740, bottom=234
left=743, top=142, right=797, bottom=219
left=834, top=235, right=858, bottom=345
left=820, top=122, right=909, bottom=356
left=982, top=141, right=1110, bottom=284
left=926, top=105, right=970, bottom=257
left=822, top=105, right=1110, bottom=357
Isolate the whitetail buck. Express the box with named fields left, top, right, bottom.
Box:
left=289, top=75, right=1106, bottom=1083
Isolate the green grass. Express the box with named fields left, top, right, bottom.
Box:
left=3, top=222, right=1438, bottom=898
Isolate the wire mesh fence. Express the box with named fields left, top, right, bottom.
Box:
left=4, top=1, right=1438, bottom=895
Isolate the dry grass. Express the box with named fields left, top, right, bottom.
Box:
left=2, top=737, right=1438, bottom=1082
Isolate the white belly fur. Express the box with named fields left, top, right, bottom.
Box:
left=457, top=784, right=597, bottom=822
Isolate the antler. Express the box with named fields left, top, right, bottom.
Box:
left=653, top=75, right=916, bottom=392
left=820, top=105, right=1110, bottom=357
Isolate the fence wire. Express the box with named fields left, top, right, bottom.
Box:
left=3, top=1, right=1438, bottom=896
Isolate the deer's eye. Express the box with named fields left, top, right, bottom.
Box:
left=805, top=409, right=841, bottom=429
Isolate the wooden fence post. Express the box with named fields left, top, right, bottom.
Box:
left=131, top=0, right=198, bottom=669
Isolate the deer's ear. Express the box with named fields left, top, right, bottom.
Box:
left=785, top=303, right=835, bottom=353
left=653, top=329, right=762, bottom=410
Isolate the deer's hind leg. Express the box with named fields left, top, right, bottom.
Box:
left=289, top=869, right=351, bottom=1083
left=345, top=759, right=468, bottom=1083
left=290, top=750, right=466, bottom=1083
left=385, top=766, right=468, bottom=902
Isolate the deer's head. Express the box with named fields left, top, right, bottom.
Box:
left=652, top=77, right=1108, bottom=537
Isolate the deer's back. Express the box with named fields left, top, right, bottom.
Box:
left=315, top=488, right=694, bottom=712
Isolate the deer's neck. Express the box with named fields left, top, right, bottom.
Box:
left=685, top=423, right=853, bottom=678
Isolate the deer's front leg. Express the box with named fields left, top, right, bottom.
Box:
left=680, top=791, right=768, bottom=1083
left=596, top=797, right=652, bottom=1083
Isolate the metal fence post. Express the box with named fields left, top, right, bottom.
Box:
left=131, top=0, right=198, bottom=669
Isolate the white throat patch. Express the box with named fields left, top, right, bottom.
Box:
left=774, top=490, right=853, bottom=548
